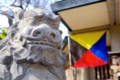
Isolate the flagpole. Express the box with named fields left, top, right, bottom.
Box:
left=68, top=36, right=72, bottom=67
left=68, top=36, right=75, bottom=80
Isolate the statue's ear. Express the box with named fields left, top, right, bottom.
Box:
left=14, top=9, right=24, bottom=22
left=53, top=16, right=61, bottom=29
left=54, top=16, right=61, bottom=26
left=48, top=15, right=61, bottom=29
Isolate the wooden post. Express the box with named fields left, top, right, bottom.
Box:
left=106, top=0, right=115, bottom=26
left=110, top=25, right=120, bottom=52
left=115, top=0, right=120, bottom=24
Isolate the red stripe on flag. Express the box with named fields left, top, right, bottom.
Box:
left=72, top=50, right=107, bottom=68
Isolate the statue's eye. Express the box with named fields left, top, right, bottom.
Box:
left=59, top=30, right=62, bottom=34
left=36, top=31, right=41, bottom=35
left=32, top=30, right=41, bottom=37
left=50, top=32, right=56, bottom=39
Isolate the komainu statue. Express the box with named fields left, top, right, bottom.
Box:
left=0, top=8, right=66, bottom=80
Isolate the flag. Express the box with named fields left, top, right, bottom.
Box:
left=69, top=31, right=108, bottom=68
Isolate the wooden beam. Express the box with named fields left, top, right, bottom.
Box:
left=70, top=25, right=110, bottom=34
left=106, top=0, right=115, bottom=26
left=115, top=0, right=120, bottom=24
left=108, top=51, right=120, bottom=54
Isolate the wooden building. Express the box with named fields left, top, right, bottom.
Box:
left=51, top=0, right=120, bottom=80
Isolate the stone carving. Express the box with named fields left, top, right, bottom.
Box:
left=0, top=8, right=66, bottom=80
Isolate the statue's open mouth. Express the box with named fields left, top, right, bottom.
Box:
left=22, top=36, right=61, bottom=49
left=26, top=41, right=60, bottom=49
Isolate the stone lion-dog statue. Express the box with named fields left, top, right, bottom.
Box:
left=0, top=8, right=66, bottom=80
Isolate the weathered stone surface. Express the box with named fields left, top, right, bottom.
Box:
left=0, top=8, right=66, bottom=80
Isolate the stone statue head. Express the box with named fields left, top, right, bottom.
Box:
left=1, top=8, right=65, bottom=66
left=0, top=8, right=66, bottom=80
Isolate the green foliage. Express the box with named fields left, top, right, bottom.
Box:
left=0, top=28, right=7, bottom=40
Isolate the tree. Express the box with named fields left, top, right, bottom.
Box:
left=0, top=0, right=55, bottom=27
left=0, top=0, right=69, bottom=40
